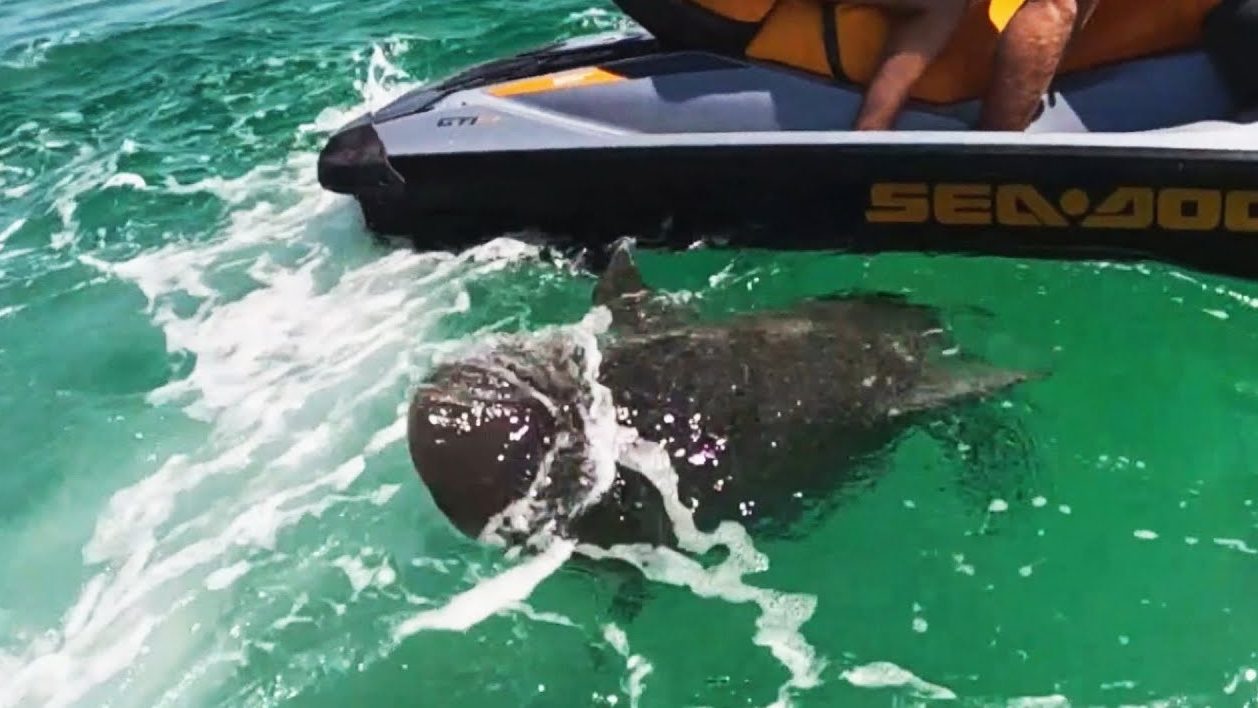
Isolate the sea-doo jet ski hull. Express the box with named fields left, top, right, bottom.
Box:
left=318, top=31, right=1258, bottom=280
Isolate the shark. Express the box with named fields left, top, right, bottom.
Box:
left=406, top=240, right=1041, bottom=552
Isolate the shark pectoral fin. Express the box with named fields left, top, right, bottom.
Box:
left=900, top=363, right=1043, bottom=414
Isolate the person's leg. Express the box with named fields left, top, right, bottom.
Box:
left=1203, top=0, right=1258, bottom=113
left=977, top=0, right=1097, bottom=130
left=853, top=0, right=970, bottom=130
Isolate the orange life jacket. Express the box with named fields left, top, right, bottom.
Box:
left=622, top=0, right=1223, bottom=104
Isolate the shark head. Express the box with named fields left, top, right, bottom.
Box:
left=406, top=323, right=607, bottom=545
left=406, top=362, right=558, bottom=540
left=404, top=239, right=671, bottom=543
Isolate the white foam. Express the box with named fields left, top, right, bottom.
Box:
left=603, top=624, right=653, bottom=708
left=952, top=553, right=976, bottom=576
left=299, top=39, right=417, bottom=139
left=565, top=7, right=637, bottom=32
left=0, top=653, right=17, bottom=688
left=706, top=260, right=740, bottom=288
left=579, top=435, right=824, bottom=708
left=204, top=561, right=252, bottom=591
left=368, top=484, right=402, bottom=506
left=365, top=417, right=408, bottom=455
left=332, top=554, right=395, bottom=595
left=393, top=304, right=629, bottom=640
left=0, top=38, right=546, bottom=708
left=1168, top=269, right=1258, bottom=311
left=1134, top=529, right=1159, bottom=541
left=1, top=31, right=82, bottom=69
left=1006, top=696, right=1069, bottom=707
left=1213, top=538, right=1258, bottom=555
left=0, top=218, right=24, bottom=249
left=2, top=183, right=34, bottom=199
left=392, top=539, right=576, bottom=636
left=61, top=575, right=108, bottom=640
left=569, top=307, right=621, bottom=514
left=40, top=143, right=136, bottom=249
left=840, top=661, right=957, bottom=701
left=509, top=603, right=579, bottom=629
left=7, top=613, right=160, bottom=708
left=102, top=172, right=147, bottom=190
left=5, top=454, right=380, bottom=707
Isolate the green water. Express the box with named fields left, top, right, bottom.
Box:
left=1, top=1, right=1256, bottom=706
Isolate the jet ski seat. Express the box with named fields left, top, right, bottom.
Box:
left=1026, top=49, right=1237, bottom=133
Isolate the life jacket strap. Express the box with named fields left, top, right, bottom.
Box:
left=821, top=4, right=846, bottom=82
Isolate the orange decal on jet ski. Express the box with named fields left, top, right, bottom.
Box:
left=867, top=183, right=1258, bottom=233
left=489, top=67, right=624, bottom=97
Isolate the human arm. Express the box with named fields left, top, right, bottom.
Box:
left=854, top=0, right=970, bottom=130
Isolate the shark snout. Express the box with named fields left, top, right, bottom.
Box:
left=406, top=367, right=558, bottom=539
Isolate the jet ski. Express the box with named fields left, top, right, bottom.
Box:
left=317, top=23, right=1258, bottom=281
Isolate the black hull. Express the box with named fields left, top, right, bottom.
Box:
left=318, top=31, right=1258, bottom=281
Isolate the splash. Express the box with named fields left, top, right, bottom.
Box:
left=564, top=8, right=638, bottom=33
left=1213, top=538, right=1258, bottom=555
left=2, top=202, right=529, bottom=708
left=393, top=305, right=620, bottom=637
left=0, top=31, right=81, bottom=69
left=839, top=661, right=956, bottom=701
left=383, top=278, right=823, bottom=706
left=0, top=38, right=545, bottom=708
left=603, top=624, right=654, bottom=708
left=299, top=38, right=418, bottom=140
left=578, top=435, right=825, bottom=708
left=0, top=218, right=22, bottom=251
left=393, top=538, right=576, bottom=636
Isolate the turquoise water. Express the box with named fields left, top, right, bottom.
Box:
left=1, top=1, right=1257, bottom=706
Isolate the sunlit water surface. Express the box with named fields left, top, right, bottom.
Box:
left=1, top=1, right=1256, bottom=706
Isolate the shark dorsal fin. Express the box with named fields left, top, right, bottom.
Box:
left=593, top=237, right=649, bottom=307
left=590, top=238, right=700, bottom=333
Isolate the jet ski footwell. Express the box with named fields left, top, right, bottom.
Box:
left=318, top=31, right=1258, bottom=281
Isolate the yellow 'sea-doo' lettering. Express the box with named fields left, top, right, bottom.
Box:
left=995, top=185, right=1068, bottom=227
left=1225, top=191, right=1258, bottom=232
left=1079, top=187, right=1154, bottom=229
left=866, top=183, right=930, bottom=223
left=867, top=183, right=1258, bottom=233
left=1156, top=188, right=1221, bottom=231
left=935, top=184, right=992, bottom=226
